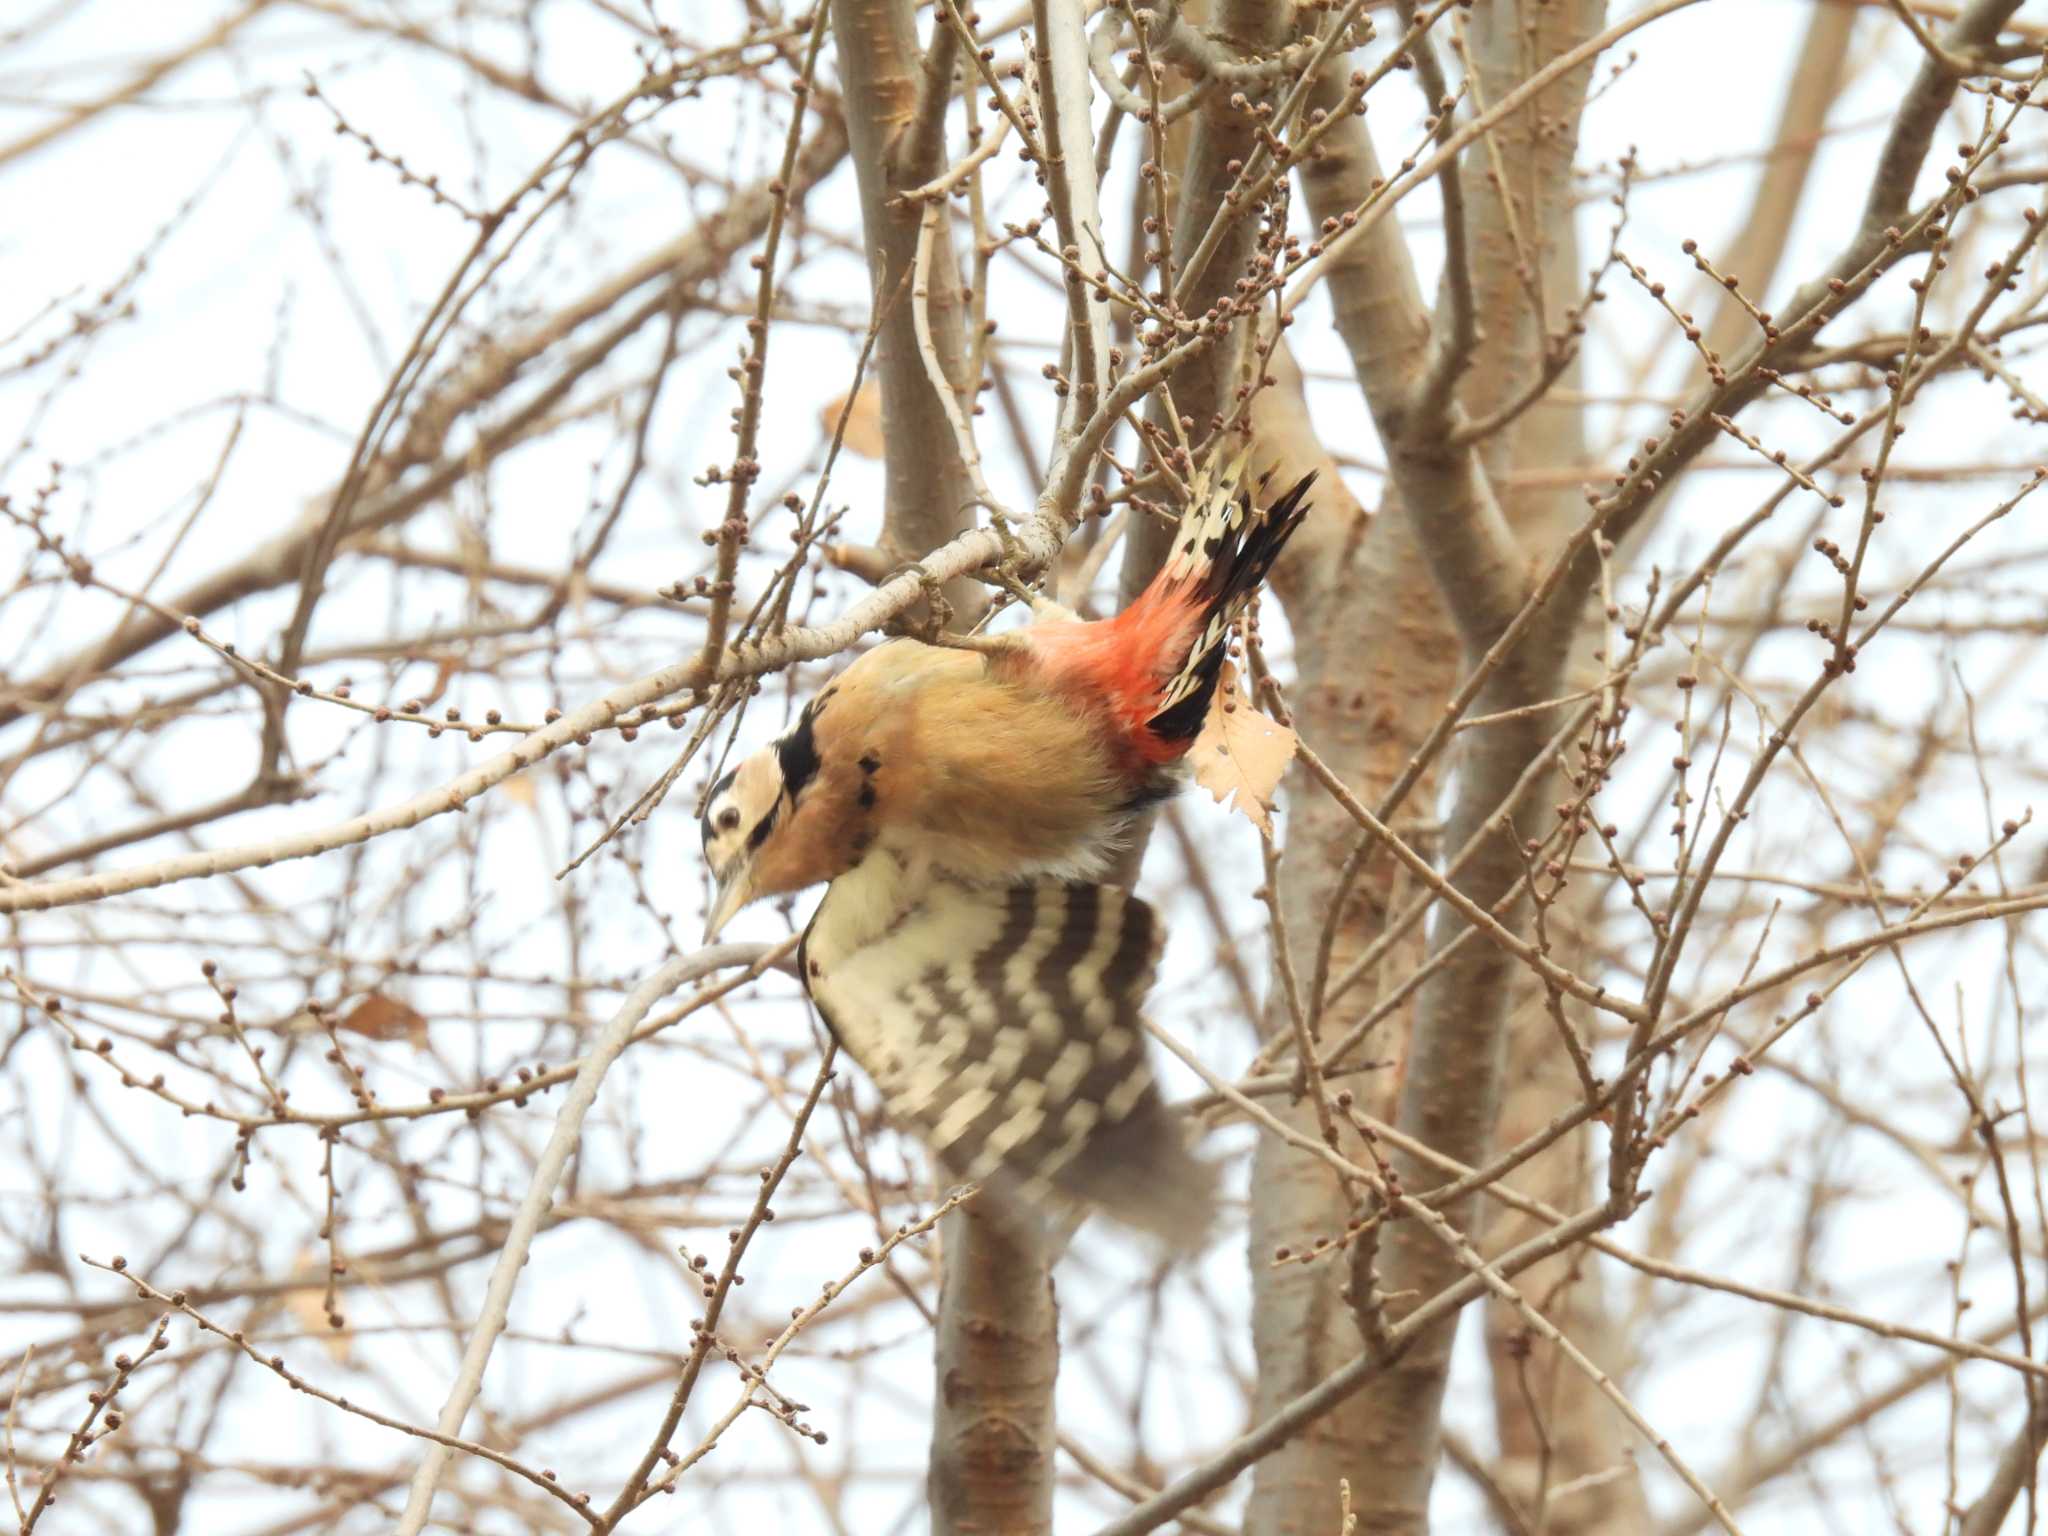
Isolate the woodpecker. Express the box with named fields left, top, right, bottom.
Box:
left=700, top=454, right=1315, bottom=1246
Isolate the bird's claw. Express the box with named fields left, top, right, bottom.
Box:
left=984, top=511, right=1081, bottom=623
left=883, top=558, right=954, bottom=642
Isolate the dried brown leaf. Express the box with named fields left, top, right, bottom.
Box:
left=415, top=656, right=456, bottom=710
left=286, top=1251, right=353, bottom=1365
left=1188, top=662, right=1296, bottom=833
left=337, top=993, right=428, bottom=1047
left=822, top=380, right=885, bottom=460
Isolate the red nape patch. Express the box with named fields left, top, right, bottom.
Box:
left=1023, top=584, right=1203, bottom=766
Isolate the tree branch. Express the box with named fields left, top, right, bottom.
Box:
left=394, top=943, right=784, bottom=1534
left=0, top=121, right=849, bottom=733
left=929, top=1202, right=1059, bottom=1535
left=1293, top=55, right=1524, bottom=651
left=1033, top=0, right=1113, bottom=433
left=1089, top=1206, right=1623, bottom=1536
left=834, top=0, right=981, bottom=617
left=1119, top=0, right=1295, bottom=604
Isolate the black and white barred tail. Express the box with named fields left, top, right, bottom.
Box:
left=1146, top=452, right=1317, bottom=747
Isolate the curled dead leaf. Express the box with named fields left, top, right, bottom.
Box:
left=1188, top=662, right=1297, bottom=834
left=415, top=656, right=456, bottom=710
left=337, top=993, right=428, bottom=1048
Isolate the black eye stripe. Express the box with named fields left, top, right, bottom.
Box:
left=776, top=703, right=823, bottom=800
left=747, top=800, right=782, bottom=851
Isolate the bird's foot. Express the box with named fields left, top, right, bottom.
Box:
left=983, top=511, right=1081, bottom=624
left=881, top=558, right=954, bottom=643
left=990, top=567, right=1081, bottom=625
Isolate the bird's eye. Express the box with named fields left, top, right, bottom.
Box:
left=717, top=807, right=742, bottom=832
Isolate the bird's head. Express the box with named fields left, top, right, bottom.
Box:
left=699, top=698, right=844, bottom=939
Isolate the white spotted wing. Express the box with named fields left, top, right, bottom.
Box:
left=801, top=871, right=1214, bottom=1247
